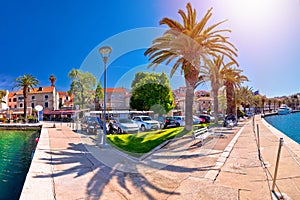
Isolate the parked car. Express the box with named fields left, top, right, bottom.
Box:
left=132, top=116, right=160, bottom=131
left=81, top=116, right=103, bottom=134
left=245, top=111, right=254, bottom=117
left=193, top=115, right=205, bottom=124
left=155, top=116, right=179, bottom=129
left=223, top=114, right=237, bottom=127
left=173, top=116, right=185, bottom=126
left=113, top=118, right=139, bottom=134
left=154, top=116, right=165, bottom=129
left=198, top=114, right=215, bottom=123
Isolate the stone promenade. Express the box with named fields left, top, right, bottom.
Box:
left=20, top=116, right=300, bottom=199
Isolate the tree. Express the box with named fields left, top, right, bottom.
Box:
left=130, top=72, right=175, bottom=115
left=49, top=74, right=56, bottom=86
left=13, top=74, right=39, bottom=122
left=94, top=82, right=104, bottom=111
left=201, top=55, right=235, bottom=123
left=237, top=86, right=253, bottom=113
left=221, top=67, right=248, bottom=115
left=0, top=90, right=7, bottom=103
left=144, top=3, right=238, bottom=131
left=268, top=98, right=272, bottom=112
left=68, top=69, right=96, bottom=109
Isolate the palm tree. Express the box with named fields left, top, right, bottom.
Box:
left=49, top=74, right=56, bottom=86
left=144, top=3, right=238, bottom=131
left=261, top=95, right=267, bottom=114
left=221, top=67, right=248, bottom=116
left=13, top=74, right=39, bottom=122
left=237, top=86, right=253, bottom=113
left=201, top=56, right=235, bottom=123
left=268, top=98, right=272, bottom=112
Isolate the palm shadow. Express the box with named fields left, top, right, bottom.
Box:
left=35, top=132, right=217, bottom=199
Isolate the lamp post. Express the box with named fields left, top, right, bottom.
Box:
left=99, top=46, right=112, bottom=145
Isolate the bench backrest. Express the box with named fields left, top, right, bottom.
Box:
left=193, top=127, right=208, bottom=139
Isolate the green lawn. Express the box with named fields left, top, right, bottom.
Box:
left=107, top=127, right=188, bottom=157
left=106, top=123, right=212, bottom=157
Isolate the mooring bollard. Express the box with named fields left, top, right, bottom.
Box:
left=257, top=124, right=261, bottom=160
left=272, top=138, right=284, bottom=192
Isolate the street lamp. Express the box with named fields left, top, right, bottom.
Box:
left=98, top=46, right=112, bottom=145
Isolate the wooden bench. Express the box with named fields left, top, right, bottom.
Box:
left=193, top=127, right=209, bottom=143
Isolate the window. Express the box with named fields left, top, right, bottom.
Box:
left=9, top=99, right=11, bottom=102
left=14, top=105, right=17, bottom=108
left=18, top=96, right=24, bottom=100
left=13, top=98, right=17, bottom=102
left=45, top=95, right=48, bottom=99
left=66, top=96, right=69, bottom=100
left=32, top=96, right=35, bottom=100
left=20, top=103, right=23, bottom=108
left=31, top=103, right=34, bottom=108
left=45, top=102, right=48, bottom=108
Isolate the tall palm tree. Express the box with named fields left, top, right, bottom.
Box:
left=237, top=86, right=253, bottom=113
left=201, top=55, right=236, bottom=123
left=49, top=74, right=56, bottom=86
left=221, top=67, right=248, bottom=116
left=13, top=74, right=39, bottom=122
left=144, top=3, right=238, bottom=131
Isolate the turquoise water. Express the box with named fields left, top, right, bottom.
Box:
left=0, top=130, right=40, bottom=200
left=264, top=112, right=300, bottom=144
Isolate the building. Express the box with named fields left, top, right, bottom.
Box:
left=195, top=96, right=213, bottom=114
left=0, top=90, right=9, bottom=118
left=105, top=88, right=130, bottom=110
left=58, top=91, right=73, bottom=109
left=7, top=86, right=59, bottom=118
left=173, top=86, right=213, bottom=115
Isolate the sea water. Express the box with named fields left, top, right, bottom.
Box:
left=264, top=112, right=300, bottom=144
left=0, top=130, right=39, bottom=200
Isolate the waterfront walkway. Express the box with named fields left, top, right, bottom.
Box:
left=20, top=116, right=300, bottom=199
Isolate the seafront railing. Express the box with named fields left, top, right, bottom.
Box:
left=252, top=115, right=300, bottom=199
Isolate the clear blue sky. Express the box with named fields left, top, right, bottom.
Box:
left=1, top=0, right=299, bottom=97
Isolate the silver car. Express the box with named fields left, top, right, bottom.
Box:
left=173, top=116, right=186, bottom=126
left=132, top=116, right=160, bottom=131
left=114, top=118, right=139, bottom=134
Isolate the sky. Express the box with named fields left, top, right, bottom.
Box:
left=1, top=0, right=300, bottom=97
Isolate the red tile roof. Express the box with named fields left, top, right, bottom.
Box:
left=11, top=86, right=55, bottom=95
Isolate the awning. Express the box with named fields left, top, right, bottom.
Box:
left=43, top=110, right=78, bottom=115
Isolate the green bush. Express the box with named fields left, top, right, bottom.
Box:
left=28, top=115, right=37, bottom=123
left=237, top=108, right=245, bottom=118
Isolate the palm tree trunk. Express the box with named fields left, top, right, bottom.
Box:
left=212, top=88, right=219, bottom=124
left=226, top=84, right=234, bottom=115
left=23, top=89, right=28, bottom=123
left=185, top=81, right=194, bottom=131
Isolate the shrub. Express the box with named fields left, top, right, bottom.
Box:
left=28, top=115, right=37, bottom=123
left=237, top=108, right=245, bottom=118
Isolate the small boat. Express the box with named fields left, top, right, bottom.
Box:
left=277, top=104, right=291, bottom=115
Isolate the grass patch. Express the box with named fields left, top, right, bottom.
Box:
left=107, top=123, right=211, bottom=157
left=107, top=127, right=188, bottom=156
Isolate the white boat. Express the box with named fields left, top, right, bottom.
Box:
left=277, top=104, right=291, bottom=115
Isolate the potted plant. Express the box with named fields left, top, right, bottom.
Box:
left=18, top=116, right=24, bottom=123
